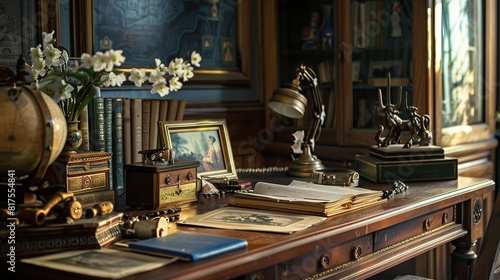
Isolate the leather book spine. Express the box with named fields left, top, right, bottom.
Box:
left=176, top=100, right=186, bottom=120
left=149, top=100, right=160, bottom=149
left=142, top=100, right=151, bottom=151
left=78, top=105, right=90, bottom=151
left=92, top=97, right=105, bottom=151
left=112, top=99, right=124, bottom=191
left=130, top=99, right=142, bottom=163
left=105, top=98, right=114, bottom=190
left=123, top=98, right=132, bottom=164
left=167, top=100, right=179, bottom=121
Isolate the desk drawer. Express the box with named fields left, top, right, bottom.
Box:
left=280, top=234, right=373, bottom=278
left=374, top=206, right=455, bottom=251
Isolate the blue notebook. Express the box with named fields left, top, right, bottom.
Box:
left=128, top=231, right=248, bottom=262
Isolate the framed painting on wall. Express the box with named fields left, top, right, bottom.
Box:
left=67, top=0, right=251, bottom=86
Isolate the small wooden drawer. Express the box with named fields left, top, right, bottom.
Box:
left=125, top=160, right=199, bottom=209
left=373, top=206, right=455, bottom=251
left=281, top=234, right=373, bottom=278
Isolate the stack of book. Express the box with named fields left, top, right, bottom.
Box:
left=232, top=181, right=385, bottom=216
left=0, top=212, right=123, bottom=259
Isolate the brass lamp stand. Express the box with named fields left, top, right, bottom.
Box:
left=269, top=64, right=326, bottom=177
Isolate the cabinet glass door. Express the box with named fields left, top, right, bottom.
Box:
left=346, top=0, right=413, bottom=146
left=277, top=0, right=336, bottom=132
left=434, top=0, right=493, bottom=146
left=439, top=1, right=483, bottom=128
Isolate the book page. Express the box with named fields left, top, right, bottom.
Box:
left=254, top=180, right=376, bottom=201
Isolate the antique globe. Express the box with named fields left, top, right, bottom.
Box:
left=0, top=85, right=67, bottom=191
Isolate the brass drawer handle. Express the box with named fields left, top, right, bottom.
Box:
left=82, top=176, right=91, bottom=188
left=353, top=246, right=362, bottom=260
left=165, top=176, right=172, bottom=184
left=442, top=212, right=449, bottom=224
left=424, top=218, right=433, bottom=231
left=473, top=199, right=483, bottom=224
left=319, top=255, right=330, bottom=269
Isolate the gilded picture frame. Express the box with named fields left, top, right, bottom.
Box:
left=67, top=0, right=251, bottom=86
left=159, top=119, right=237, bottom=180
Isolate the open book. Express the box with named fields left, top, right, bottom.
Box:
left=232, top=180, right=386, bottom=216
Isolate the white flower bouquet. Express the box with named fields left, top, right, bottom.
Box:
left=29, top=30, right=202, bottom=122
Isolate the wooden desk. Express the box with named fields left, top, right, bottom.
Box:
left=16, top=176, right=494, bottom=280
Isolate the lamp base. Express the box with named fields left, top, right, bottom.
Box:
left=287, top=145, right=325, bottom=177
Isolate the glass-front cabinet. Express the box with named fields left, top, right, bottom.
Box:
left=261, top=0, right=496, bottom=177
left=431, top=0, right=497, bottom=178
left=346, top=0, right=416, bottom=145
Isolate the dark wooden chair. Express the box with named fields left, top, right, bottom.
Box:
left=472, top=190, right=500, bottom=280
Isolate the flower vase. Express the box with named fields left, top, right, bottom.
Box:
left=63, top=121, right=82, bottom=153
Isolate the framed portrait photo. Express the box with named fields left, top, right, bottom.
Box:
left=159, top=119, right=237, bottom=180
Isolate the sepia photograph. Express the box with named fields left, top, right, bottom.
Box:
left=180, top=206, right=326, bottom=234
left=21, top=248, right=175, bottom=278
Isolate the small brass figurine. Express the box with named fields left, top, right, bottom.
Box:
left=376, top=76, right=432, bottom=148
left=139, top=148, right=173, bottom=165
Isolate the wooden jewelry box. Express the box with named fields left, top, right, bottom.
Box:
left=124, top=160, right=199, bottom=209
left=44, top=151, right=114, bottom=207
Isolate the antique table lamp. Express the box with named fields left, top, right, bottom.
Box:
left=269, top=64, right=325, bottom=177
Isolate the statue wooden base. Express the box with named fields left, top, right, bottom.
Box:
left=355, top=145, right=457, bottom=183
left=369, top=144, right=445, bottom=161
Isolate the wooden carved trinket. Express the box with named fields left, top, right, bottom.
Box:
left=139, top=148, right=173, bottom=165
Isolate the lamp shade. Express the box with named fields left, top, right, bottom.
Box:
left=268, top=83, right=307, bottom=119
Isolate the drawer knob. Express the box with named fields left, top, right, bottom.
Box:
left=319, top=255, right=330, bottom=269
left=82, top=176, right=91, bottom=188
left=442, top=212, right=449, bottom=224
left=187, top=171, right=194, bottom=180
left=473, top=206, right=482, bottom=224
left=423, top=218, right=433, bottom=231
left=353, top=246, right=362, bottom=260
left=165, top=176, right=172, bottom=184
left=473, top=199, right=483, bottom=224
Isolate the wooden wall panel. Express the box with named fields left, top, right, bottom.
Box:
left=185, top=102, right=266, bottom=169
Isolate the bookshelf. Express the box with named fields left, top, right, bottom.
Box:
left=78, top=98, right=188, bottom=192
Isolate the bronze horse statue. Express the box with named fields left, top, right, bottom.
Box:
left=376, top=86, right=431, bottom=148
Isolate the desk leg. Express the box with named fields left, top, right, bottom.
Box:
left=451, top=239, right=477, bottom=279
left=451, top=196, right=487, bottom=280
